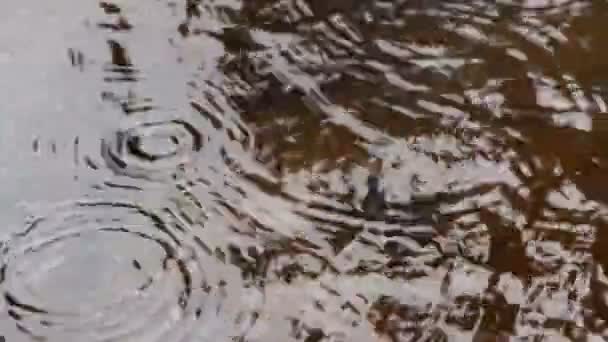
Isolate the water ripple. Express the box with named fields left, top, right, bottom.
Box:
left=0, top=200, right=253, bottom=342
left=101, top=119, right=203, bottom=181
left=6, top=0, right=608, bottom=340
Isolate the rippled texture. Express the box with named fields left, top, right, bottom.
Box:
left=2, top=0, right=608, bottom=341
left=101, top=117, right=204, bottom=181
left=0, top=200, right=251, bottom=342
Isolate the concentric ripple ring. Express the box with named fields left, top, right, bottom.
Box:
left=0, top=200, right=232, bottom=342
left=101, top=119, right=203, bottom=181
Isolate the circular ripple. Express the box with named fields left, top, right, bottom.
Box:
left=101, top=119, right=203, bottom=181
left=0, top=200, right=237, bottom=342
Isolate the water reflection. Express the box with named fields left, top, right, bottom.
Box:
left=2, top=0, right=608, bottom=340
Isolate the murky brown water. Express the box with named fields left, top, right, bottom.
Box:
left=2, top=0, right=608, bottom=341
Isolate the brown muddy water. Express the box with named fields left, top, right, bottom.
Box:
left=1, top=0, right=608, bottom=341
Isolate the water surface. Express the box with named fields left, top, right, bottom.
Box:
left=1, top=0, right=608, bottom=341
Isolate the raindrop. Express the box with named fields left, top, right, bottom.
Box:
left=101, top=119, right=203, bottom=181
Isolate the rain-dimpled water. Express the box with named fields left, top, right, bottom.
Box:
left=1, top=0, right=608, bottom=341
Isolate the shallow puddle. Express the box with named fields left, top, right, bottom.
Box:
left=1, top=0, right=608, bottom=341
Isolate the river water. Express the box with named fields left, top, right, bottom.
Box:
left=1, top=0, right=607, bottom=341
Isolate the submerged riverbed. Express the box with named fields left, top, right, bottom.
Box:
left=1, top=0, right=608, bottom=341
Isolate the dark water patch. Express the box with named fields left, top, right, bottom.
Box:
left=67, top=48, right=85, bottom=71
left=103, top=40, right=140, bottom=83
left=97, top=17, right=133, bottom=32
left=99, top=2, right=121, bottom=15
left=101, top=90, right=157, bottom=115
